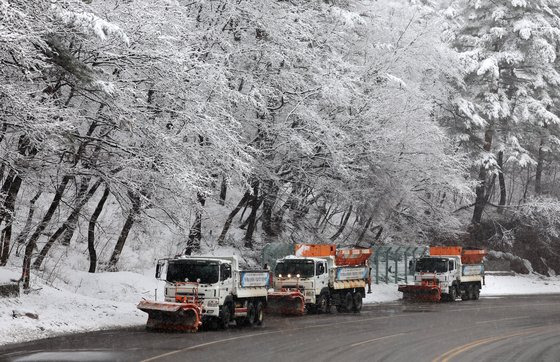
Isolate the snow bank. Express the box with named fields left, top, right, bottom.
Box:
left=0, top=267, right=160, bottom=346
left=364, top=283, right=402, bottom=304
left=481, top=273, right=560, bottom=296
left=363, top=273, right=560, bottom=304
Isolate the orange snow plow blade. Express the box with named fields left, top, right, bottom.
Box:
left=398, top=285, right=442, bottom=302
left=266, top=291, right=305, bottom=316
left=137, top=300, right=202, bottom=332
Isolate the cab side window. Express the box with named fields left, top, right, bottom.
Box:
left=316, top=263, right=325, bottom=275
left=221, top=264, right=231, bottom=281
left=449, top=260, right=455, bottom=271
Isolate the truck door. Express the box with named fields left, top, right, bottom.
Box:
left=219, top=263, right=232, bottom=299
left=448, top=259, right=458, bottom=281
left=315, top=261, right=328, bottom=293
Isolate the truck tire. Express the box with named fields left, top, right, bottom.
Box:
left=307, top=303, right=317, bottom=314
left=219, top=303, right=231, bottom=329
left=473, top=287, right=480, bottom=300
left=344, top=292, right=353, bottom=312
left=245, top=302, right=256, bottom=326
left=317, top=291, right=330, bottom=314
left=461, top=285, right=471, bottom=301
left=468, top=285, right=476, bottom=300
left=255, top=301, right=264, bottom=326
left=447, top=286, right=456, bottom=302
left=352, top=292, right=363, bottom=312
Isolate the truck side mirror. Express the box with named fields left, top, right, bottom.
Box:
left=155, top=259, right=166, bottom=279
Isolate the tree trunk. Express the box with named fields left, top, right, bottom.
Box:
left=472, top=128, right=493, bottom=224
left=186, top=193, right=206, bottom=253
left=261, top=180, right=279, bottom=237
left=535, top=139, right=545, bottom=195
left=22, top=175, right=71, bottom=290
left=497, top=150, right=507, bottom=212
left=107, top=191, right=141, bottom=270
left=330, top=204, right=353, bottom=241
left=88, top=186, right=110, bottom=273
left=217, top=191, right=250, bottom=246
left=219, top=175, right=227, bottom=206
left=0, top=174, right=22, bottom=265
left=61, top=176, right=90, bottom=246
left=0, top=170, right=15, bottom=225
left=244, top=182, right=260, bottom=248
left=15, top=191, right=42, bottom=257
left=357, top=214, right=374, bottom=243
left=32, top=178, right=102, bottom=270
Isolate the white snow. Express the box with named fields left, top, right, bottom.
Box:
left=0, top=266, right=161, bottom=346
left=481, top=273, right=560, bottom=296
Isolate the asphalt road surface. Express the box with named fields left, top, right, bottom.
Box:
left=2, top=294, right=560, bottom=362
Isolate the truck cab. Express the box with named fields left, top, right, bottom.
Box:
left=413, top=256, right=462, bottom=297
left=155, top=255, right=268, bottom=327
left=273, top=256, right=333, bottom=305
left=160, top=257, right=233, bottom=318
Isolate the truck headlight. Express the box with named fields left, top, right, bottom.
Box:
left=207, top=299, right=219, bottom=307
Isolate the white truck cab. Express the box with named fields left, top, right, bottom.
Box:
left=413, top=255, right=483, bottom=301
left=157, top=255, right=268, bottom=327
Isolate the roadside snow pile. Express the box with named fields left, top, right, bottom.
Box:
left=364, top=283, right=402, bottom=304
left=482, top=273, right=560, bottom=296
left=0, top=268, right=19, bottom=285
left=0, top=267, right=159, bottom=346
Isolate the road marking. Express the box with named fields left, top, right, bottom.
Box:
left=432, top=324, right=560, bottom=362
left=349, top=333, right=406, bottom=347
left=475, top=315, right=528, bottom=324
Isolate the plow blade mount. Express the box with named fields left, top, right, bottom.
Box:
left=398, top=285, right=442, bottom=302
left=137, top=300, right=202, bottom=332
left=266, top=291, right=305, bottom=316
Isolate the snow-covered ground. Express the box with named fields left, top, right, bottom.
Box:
left=2, top=268, right=560, bottom=347
left=0, top=267, right=162, bottom=346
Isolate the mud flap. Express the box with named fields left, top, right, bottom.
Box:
left=137, top=300, right=202, bottom=332
left=398, top=285, right=442, bottom=302
left=266, top=291, right=305, bottom=316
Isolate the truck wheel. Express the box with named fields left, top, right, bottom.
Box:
left=219, top=303, right=231, bottom=329
left=468, top=285, right=476, bottom=300
left=245, top=302, right=256, bottom=326
left=307, top=303, right=317, bottom=314
left=255, top=301, right=264, bottom=326
left=447, top=286, right=456, bottom=302
left=461, top=285, right=471, bottom=301
left=473, top=287, right=480, bottom=300
left=352, top=292, right=363, bottom=312
left=344, top=292, right=353, bottom=312
left=316, top=292, right=330, bottom=314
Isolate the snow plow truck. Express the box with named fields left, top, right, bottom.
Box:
left=137, top=255, right=269, bottom=332
left=398, top=246, right=486, bottom=302
left=267, top=244, right=372, bottom=315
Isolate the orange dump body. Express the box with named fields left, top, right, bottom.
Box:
left=336, top=248, right=373, bottom=266
left=294, top=243, right=372, bottom=266
left=429, top=246, right=487, bottom=265
left=294, top=244, right=336, bottom=257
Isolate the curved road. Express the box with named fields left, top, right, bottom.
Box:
left=2, top=294, right=560, bottom=362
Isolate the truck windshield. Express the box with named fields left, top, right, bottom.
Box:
left=166, top=260, right=219, bottom=284
left=275, top=260, right=315, bottom=278
left=415, top=258, right=448, bottom=273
